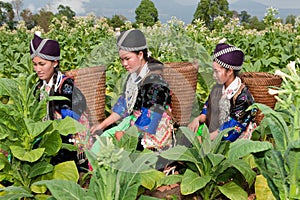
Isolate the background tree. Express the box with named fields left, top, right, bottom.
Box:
left=33, top=8, right=54, bottom=32
left=135, top=0, right=158, bottom=27
left=0, top=1, right=15, bottom=29
left=11, top=0, right=23, bottom=21
left=20, top=8, right=35, bottom=29
left=248, top=16, right=265, bottom=31
left=107, top=14, right=126, bottom=29
left=285, top=14, right=296, bottom=26
left=239, top=10, right=251, bottom=24
left=193, top=0, right=233, bottom=30
left=57, top=4, right=76, bottom=20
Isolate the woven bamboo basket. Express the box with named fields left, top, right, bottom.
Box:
left=240, top=72, right=282, bottom=125
left=65, top=66, right=106, bottom=125
left=163, top=62, right=199, bottom=126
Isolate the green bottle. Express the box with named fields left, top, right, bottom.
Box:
left=197, top=123, right=204, bottom=136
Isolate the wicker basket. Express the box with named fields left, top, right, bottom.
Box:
left=65, top=66, right=106, bottom=125
left=240, top=72, right=282, bottom=125
left=163, top=62, right=199, bottom=126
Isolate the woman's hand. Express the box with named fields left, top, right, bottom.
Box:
left=90, top=123, right=103, bottom=135
left=188, top=118, right=200, bottom=133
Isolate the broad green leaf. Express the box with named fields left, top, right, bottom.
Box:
left=24, top=118, right=52, bottom=138
left=34, top=180, right=88, bottom=200
left=181, top=169, right=211, bottom=195
left=160, top=145, right=200, bottom=164
left=53, top=117, right=86, bottom=136
left=157, top=174, right=182, bottom=187
left=10, top=146, right=45, bottom=162
left=140, top=169, right=165, bottom=190
left=0, top=186, right=34, bottom=199
left=286, top=143, right=300, bottom=198
left=228, top=140, right=273, bottom=160
left=117, top=171, right=141, bottom=200
left=232, top=159, right=256, bottom=186
left=255, top=175, right=276, bottom=200
left=138, top=195, right=162, bottom=200
left=0, top=153, right=9, bottom=170
left=28, top=161, right=54, bottom=178
left=218, top=181, right=248, bottom=200
left=53, top=161, right=79, bottom=183
left=39, top=131, right=62, bottom=156
left=207, top=153, right=225, bottom=167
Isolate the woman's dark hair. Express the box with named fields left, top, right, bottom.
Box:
left=133, top=49, right=163, bottom=65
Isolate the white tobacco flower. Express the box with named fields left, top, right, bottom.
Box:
left=286, top=61, right=297, bottom=76
left=268, top=88, right=287, bottom=95
left=275, top=69, right=292, bottom=79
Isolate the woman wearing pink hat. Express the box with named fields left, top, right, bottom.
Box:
left=188, top=40, right=257, bottom=142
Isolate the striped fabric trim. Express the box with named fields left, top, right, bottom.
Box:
left=213, top=46, right=242, bottom=70
left=214, top=57, right=242, bottom=70
left=30, top=39, right=60, bottom=61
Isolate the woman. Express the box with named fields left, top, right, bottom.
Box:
left=188, top=40, right=256, bottom=142
left=30, top=32, right=92, bottom=172
left=91, top=29, right=174, bottom=152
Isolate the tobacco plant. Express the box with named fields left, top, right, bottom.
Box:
left=158, top=126, right=273, bottom=199
left=251, top=60, right=300, bottom=199
left=0, top=74, right=85, bottom=199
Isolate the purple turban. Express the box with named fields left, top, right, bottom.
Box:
left=30, top=33, right=60, bottom=61
left=117, top=29, right=147, bottom=52
left=213, top=42, right=244, bottom=70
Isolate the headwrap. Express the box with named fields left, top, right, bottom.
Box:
left=30, top=32, right=60, bottom=61
left=117, top=29, right=147, bottom=52
left=212, top=39, right=244, bottom=70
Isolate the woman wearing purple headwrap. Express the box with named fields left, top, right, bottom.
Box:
left=188, top=40, right=257, bottom=142
left=30, top=32, right=92, bottom=172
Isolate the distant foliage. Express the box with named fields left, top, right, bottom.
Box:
left=135, top=0, right=159, bottom=27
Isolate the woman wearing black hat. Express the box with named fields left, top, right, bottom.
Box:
left=188, top=40, right=256, bottom=142
left=91, top=29, right=174, bottom=153
left=30, top=32, right=92, bottom=172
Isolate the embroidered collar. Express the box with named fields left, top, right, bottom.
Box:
left=41, top=71, right=63, bottom=92
left=222, top=77, right=242, bottom=99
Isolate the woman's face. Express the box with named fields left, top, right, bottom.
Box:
left=212, top=61, right=232, bottom=85
left=119, top=49, right=144, bottom=74
left=32, top=56, right=57, bottom=83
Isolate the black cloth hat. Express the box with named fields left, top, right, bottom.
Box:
left=213, top=41, right=244, bottom=70
left=117, top=29, right=147, bottom=52
left=30, top=32, right=60, bottom=61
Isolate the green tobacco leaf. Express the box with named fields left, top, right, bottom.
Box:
left=53, top=161, right=79, bottom=183
left=0, top=186, right=34, bottom=199
left=255, top=175, right=276, bottom=200
left=54, top=117, right=86, bottom=136
left=39, top=131, right=62, bottom=156
left=140, top=169, right=165, bottom=190
left=28, top=161, right=54, bottom=178
left=24, top=118, right=52, bottom=138
left=181, top=169, right=211, bottom=195
left=207, top=153, right=225, bottom=167
left=10, top=146, right=45, bottom=162
left=218, top=181, right=248, bottom=200
left=160, top=145, right=199, bottom=164
left=232, top=159, right=256, bottom=186
left=228, top=140, right=273, bottom=160
left=286, top=142, right=300, bottom=198
left=33, top=179, right=88, bottom=200
left=118, top=171, right=141, bottom=200
left=157, top=174, right=182, bottom=187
